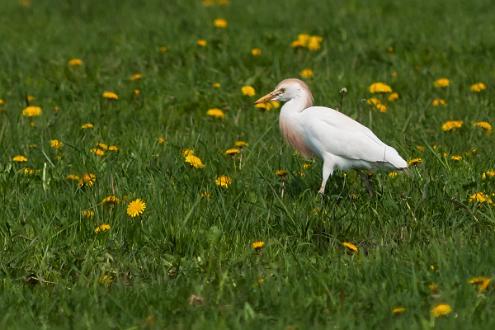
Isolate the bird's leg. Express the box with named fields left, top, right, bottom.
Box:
left=359, top=171, right=374, bottom=197
left=318, top=160, right=334, bottom=195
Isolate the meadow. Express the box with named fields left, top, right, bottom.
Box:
left=1, top=0, right=495, bottom=328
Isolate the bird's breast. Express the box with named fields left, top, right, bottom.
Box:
left=279, top=114, right=314, bottom=158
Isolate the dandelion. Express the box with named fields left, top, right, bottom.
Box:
left=99, top=274, right=113, bottom=286
left=22, top=106, right=42, bottom=117
left=473, top=121, right=492, bottom=133
left=470, top=82, right=487, bottom=93
left=275, top=169, right=288, bottom=178
left=20, top=167, right=36, bottom=175
left=388, top=92, right=399, bottom=102
left=159, top=46, right=168, bottom=53
left=450, top=155, right=462, bottom=161
left=291, top=34, right=322, bottom=51
left=434, top=78, right=450, bottom=88
left=197, top=39, right=207, bottom=47
left=441, top=120, right=463, bottom=132
left=102, top=91, right=118, bottom=100
left=97, top=143, right=108, bottom=151
left=299, top=68, right=314, bottom=79
left=12, top=155, right=28, bottom=163
left=206, top=108, right=225, bottom=119
left=184, top=153, right=205, bottom=169
left=428, top=283, right=439, bottom=294
left=81, top=209, right=95, bottom=219
left=81, top=122, right=94, bottom=129
left=468, top=276, right=491, bottom=293
left=68, top=58, right=83, bottom=66
left=251, top=48, right=262, bottom=56
left=432, top=98, right=447, bottom=106
left=307, top=35, right=323, bottom=51
left=291, top=33, right=310, bottom=48
left=215, top=175, right=232, bottom=188
left=241, top=85, right=256, bottom=97
left=108, top=145, right=119, bottom=152
left=481, top=170, right=495, bottom=180
left=50, top=139, right=63, bottom=150
left=251, top=240, right=265, bottom=251
left=158, top=136, right=166, bottom=144
left=234, top=140, right=248, bottom=148
left=303, top=162, right=312, bottom=170
left=212, top=82, right=221, bottom=89
left=388, top=171, right=398, bottom=178
left=431, top=304, right=452, bottom=318
left=408, top=158, right=423, bottom=166
left=369, top=82, right=392, bottom=93
left=90, top=148, right=105, bottom=157
left=200, top=191, right=212, bottom=199
left=101, top=195, right=119, bottom=205
left=66, top=174, right=80, bottom=182
left=0, top=98, right=5, bottom=105
left=391, top=307, right=406, bottom=315
left=79, top=173, right=96, bottom=187
left=213, top=18, right=228, bottom=28
left=468, top=192, right=493, bottom=205
left=127, top=198, right=146, bottom=218
left=342, top=241, right=358, bottom=253
left=95, top=223, right=111, bottom=234
left=130, top=72, right=143, bottom=81
left=375, top=103, right=387, bottom=113
left=225, top=148, right=240, bottom=156
left=255, top=100, right=280, bottom=111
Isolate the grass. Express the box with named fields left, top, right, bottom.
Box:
left=1, top=0, right=495, bottom=328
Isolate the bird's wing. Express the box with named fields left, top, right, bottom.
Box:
left=301, top=106, right=394, bottom=164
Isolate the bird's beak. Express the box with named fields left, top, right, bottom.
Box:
left=255, top=89, right=281, bottom=104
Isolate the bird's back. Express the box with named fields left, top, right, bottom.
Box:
left=300, top=106, right=407, bottom=169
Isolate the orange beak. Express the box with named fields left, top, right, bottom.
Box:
left=254, top=89, right=281, bottom=104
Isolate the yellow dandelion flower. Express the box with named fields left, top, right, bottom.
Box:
left=0, top=98, right=5, bottom=105
left=102, top=91, right=119, bottom=100
left=342, top=241, right=358, bottom=253
left=127, top=198, right=146, bottom=218
left=81, top=209, right=95, bottom=219
left=367, top=97, right=381, bottom=106
left=79, top=173, right=96, bottom=187
left=431, top=304, right=452, bottom=318
left=468, top=276, right=491, bottom=293
left=159, top=46, right=168, bottom=53
left=375, top=103, right=387, bottom=113
left=215, top=175, right=232, bottom=188
left=81, top=122, right=94, bottom=129
left=200, top=191, right=212, bottom=199
left=50, top=139, right=63, bottom=150
left=206, top=108, right=225, bottom=119
left=432, top=98, right=447, bottom=106
left=251, top=240, right=265, bottom=251
left=68, top=58, right=83, bottom=66
left=299, top=68, right=314, bottom=79
left=482, top=170, right=495, bottom=180
left=133, top=88, right=141, bottom=96
left=291, top=33, right=310, bottom=48
left=275, top=169, right=288, bottom=177
left=182, top=148, right=194, bottom=157
left=90, top=148, right=105, bottom=157
left=303, top=162, right=312, bottom=170
left=95, top=223, right=111, bottom=234
left=470, top=82, right=487, bottom=93
left=12, top=155, right=28, bottom=163
left=197, top=39, right=207, bottom=47
left=255, top=100, right=280, bottom=111
left=99, top=274, right=113, bottom=286
left=429, top=283, right=439, bottom=294
left=20, top=167, right=36, bottom=175
left=369, top=82, right=392, bottom=93
left=234, top=140, right=248, bottom=148
left=108, top=145, right=119, bottom=152
left=441, top=120, right=463, bottom=132
left=158, top=136, right=166, bottom=144
left=184, top=153, right=205, bottom=169
left=416, top=145, right=425, bottom=152
left=213, top=18, right=228, bottom=29
left=307, top=35, right=323, bottom=51
left=130, top=72, right=143, bottom=81
left=225, top=148, right=240, bottom=156
left=408, top=158, right=423, bottom=166
left=450, top=155, right=462, bottom=161
left=434, top=78, right=450, bottom=88
left=27, top=95, right=35, bottom=102
left=388, top=171, right=398, bottom=178
left=101, top=195, right=119, bottom=205
left=388, top=92, right=399, bottom=102
left=97, top=143, right=108, bottom=151
left=251, top=48, right=262, bottom=56
left=468, top=192, right=493, bottom=205
left=241, top=85, right=256, bottom=97
left=22, top=106, right=42, bottom=117
left=473, top=121, right=492, bottom=133
left=212, top=82, right=221, bottom=89
left=391, top=307, right=406, bottom=315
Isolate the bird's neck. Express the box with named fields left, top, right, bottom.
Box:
left=281, top=93, right=313, bottom=115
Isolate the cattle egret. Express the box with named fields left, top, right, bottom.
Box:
left=255, top=78, right=408, bottom=194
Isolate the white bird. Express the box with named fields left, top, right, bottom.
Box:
left=255, top=78, right=408, bottom=194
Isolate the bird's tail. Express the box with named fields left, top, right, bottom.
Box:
left=385, top=146, right=408, bottom=169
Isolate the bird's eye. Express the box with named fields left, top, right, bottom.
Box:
left=279, top=88, right=285, bottom=93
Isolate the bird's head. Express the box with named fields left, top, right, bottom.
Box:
left=255, top=78, right=313, bottom=107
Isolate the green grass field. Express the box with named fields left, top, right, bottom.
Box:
left=1, top=0, right=495, bottom=328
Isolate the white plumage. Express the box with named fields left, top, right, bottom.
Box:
left=255, top=78, right=407, bottom=194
